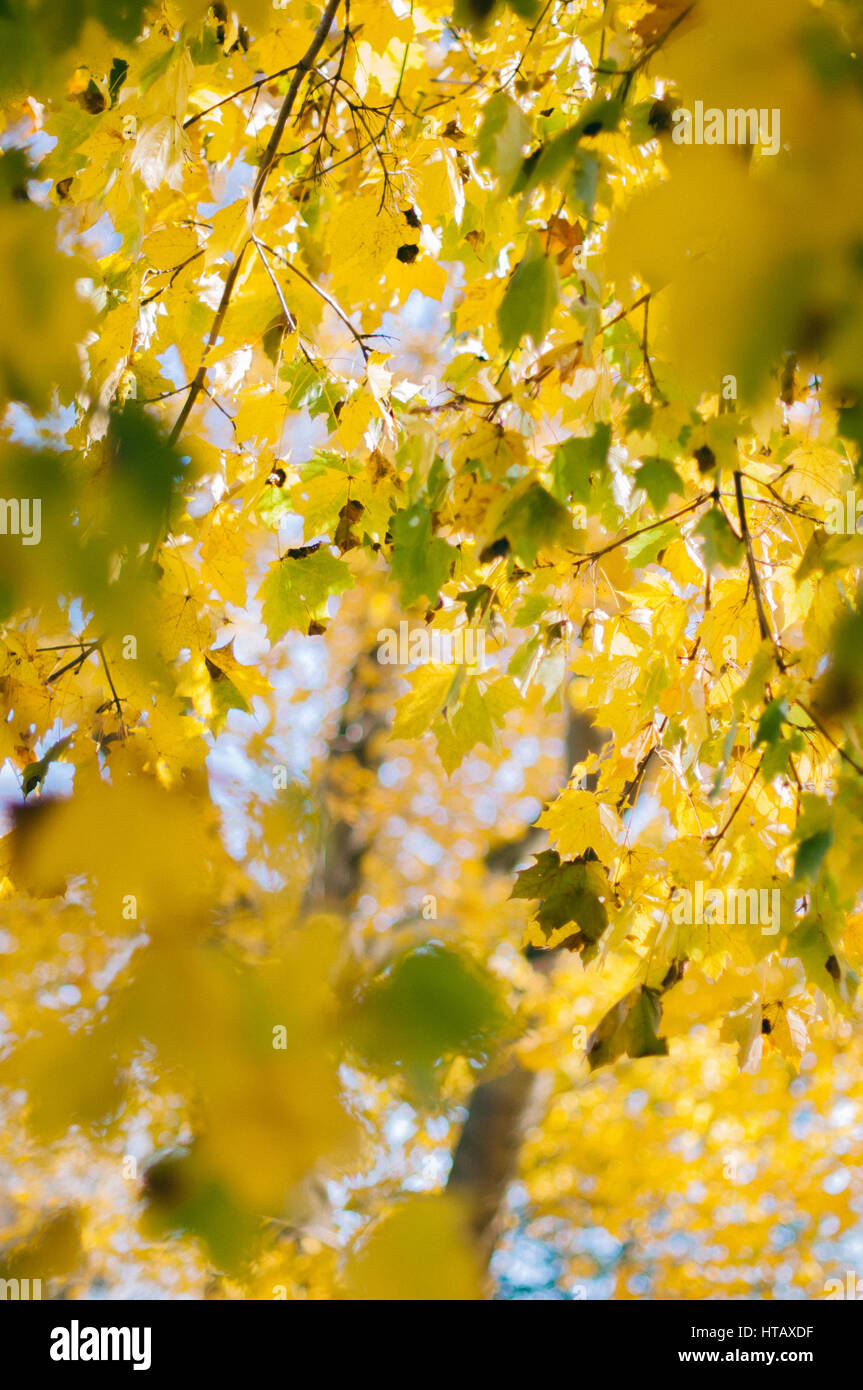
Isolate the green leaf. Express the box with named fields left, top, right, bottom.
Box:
left=788, top=914, right=855, bottom=1005
left=573, top=98, right=622, bottom=140
left=508, top=630, right=541, bottom=682
left=794, top=829, right=833, bottom=883
left=453, top=0, right=497, bottom=25
left=838, top=399, right=863, bottom=475
left=551, top=423, right=611, bottom=504
left=205, top=656, right=249, bottom=731
left=280, top=360, right=338, bottom=418
left=636, top=456, right=683, bottom=511
left=626, top=520, right=677, bottom=568
left=524, top=128, right=579, bottom=190
left=142, top=1146, right=258, bottom=1272
left=498, top=238, right=559, bottom=353
left=574, top=152, right=599, bottom=216
left=709, top=717, right=739, bottom=800
left=435, top=674, right=520, bottom=773
left=511, top=849, right=609, bottom=946
left=107, top=57, right=128, bottom=106
left=108, top=404, right=185, bottom=549
left=756, top=698, right=789, bottom=747
left=760, top=728, right=804, bottom=784
left=348, top=944, right=509, bottom=1090
left=454, top=0, right=541, bottom=22
left=816, top=605, right=863, bottom=716
left=513, top=593, right=548, bottom=627
left=0, top=0, right=149, bottom=93
left=625, top=397, right=654, bottom=433
left=390, top=503, right=454, bottom=606
left=587, top=986, right=668, bottom=1071
left=477, top=92, right=532, bottom=186
left=258, top=547, right=352, bottom=639
left=695, top=509, right=744, bottom=570
left=460, top=584, right=493, bottom=621
left=21, top=735, right=73, bottom=797
left=493, top=482, right=570, bottom=564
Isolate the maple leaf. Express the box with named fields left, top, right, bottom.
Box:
left=587, top=986, right=669, bottom=1070
left=0, top=0, right=861, bottom=1308
left=511, top=848, right=609, bottom=954
left=258, top=547, right=352, bottom=639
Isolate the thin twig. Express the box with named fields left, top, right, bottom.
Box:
left=251, top=235, right=297, bottom=332
left=707, top=758, right=763, bottom=848
left=44, top=641, right=100, bottom=684
left=598, top=292, right=650, bottom=336
left=734, top=469, right=785, bottom=668
left=313, top=0, right=351, bottom=172
left=183, top=66, right=301, bottom=129
left=796, top=701, right=863, bottom=778
left=499, top=0, right=554, bottom=92
left=574, top=493, right=712, bottom=571
left=257, top=238, right=370, bottom=361
left=618, top=3, right=695, bottom=102
left=97, top=644, right=126, bottom=727
left=168, top=0, right=343, bottom=448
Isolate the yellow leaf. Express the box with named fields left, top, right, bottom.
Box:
left=344, top=1195, right=481, bottom=1300
left=142, top=224, right=200, bottom=270
left=392, top=664, right=454, bottom=740
left=537, top=789, right=619, bottom=861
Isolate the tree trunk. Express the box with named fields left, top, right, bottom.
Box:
left=447, top=704, right=605, bottom=1281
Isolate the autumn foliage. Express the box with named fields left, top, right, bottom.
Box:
left=1, top=0, right=863, bottom=1301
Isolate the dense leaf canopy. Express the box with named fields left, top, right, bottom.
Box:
left=2, top=0, right=863, bottom=1300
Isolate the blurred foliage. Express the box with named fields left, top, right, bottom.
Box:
left=0, top=0, right=862, bottom=1302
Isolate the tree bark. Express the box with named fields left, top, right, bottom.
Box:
left=447, top=703, right=605, bottom=1279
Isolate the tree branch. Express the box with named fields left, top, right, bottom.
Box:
left=574, top=493, right=712, bottom=572
left=168, top=0, right=343, bottom=449
left=734, top=468, right=785, bottom=669
left=183, top=66, right=300, bottom=129
left=448, top=701, right=605, bottom=1278
left=257, top=238, right=371, bottom=362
